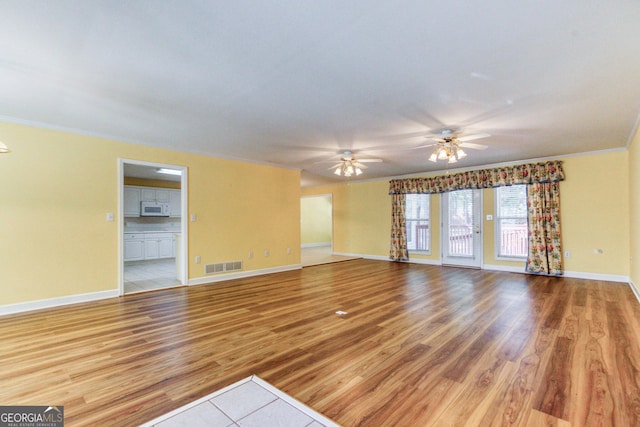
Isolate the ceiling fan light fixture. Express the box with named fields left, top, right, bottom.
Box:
left=427, top=130, right=489, bottom=164
left=332, top=151, right=374, bottom=178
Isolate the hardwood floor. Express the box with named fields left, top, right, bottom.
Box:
left=1, top=259, right=639, bottom=426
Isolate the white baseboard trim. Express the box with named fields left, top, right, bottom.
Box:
left=332, top=252, right=387, bottom=261
left=3, top=263, right=634, bottom=316
left=628, top=279, right=640, bottom=304
left=188, top=264, right=302, bottom=286
left=483, top=264, right=526, bottom=274
left=0, top=289, right=120, bottom=317
left=563, top=271, right=630, bottom=283
left=332, top=252, right=442, bottom=265
left=301, top=242, right=331, bottom=248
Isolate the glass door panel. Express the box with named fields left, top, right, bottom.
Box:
left=441, top=189, right=482, bottom=267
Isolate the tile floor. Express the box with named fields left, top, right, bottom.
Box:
left=141, top=376, right=339, bottom=427
left=124, top=258, right=182, bottom=294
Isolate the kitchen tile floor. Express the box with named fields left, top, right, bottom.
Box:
left=124, top=258, right=182, bottom=294
left=141, top=376, right=338, bottom=427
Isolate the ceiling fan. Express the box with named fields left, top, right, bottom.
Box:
left=328, top=150, right=383, bottom=177
left=421, top=129, right=490, bottom=164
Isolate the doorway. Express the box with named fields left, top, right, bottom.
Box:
left=119, top=159, right=188, bottom=294
left=300, top=194, right=334, bottom=266
left=441, top=189, right=482, bottom=268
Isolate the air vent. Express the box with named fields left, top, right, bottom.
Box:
left=205, top=260, right=243, bottom=275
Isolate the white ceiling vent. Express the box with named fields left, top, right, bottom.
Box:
left=205, top=260, right=243, bottom=275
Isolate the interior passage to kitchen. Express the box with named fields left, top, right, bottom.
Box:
left=123, top=165, right=183, bottom=294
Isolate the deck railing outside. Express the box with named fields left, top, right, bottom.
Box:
left=408, top=222, right=528, bottom=257
left=499, top=223, right=528, bottom=258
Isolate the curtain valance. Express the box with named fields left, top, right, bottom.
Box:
left=388, top=160, right=565, bottom=195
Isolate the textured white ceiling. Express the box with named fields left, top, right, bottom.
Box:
left=1, top=1, right=639, bottom=186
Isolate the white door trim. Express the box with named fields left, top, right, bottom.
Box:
left=118, top=159, right=189, bottom=295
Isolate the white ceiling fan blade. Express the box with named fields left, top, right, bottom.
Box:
left=411, top=143, right=437, bottom=150
left=459, top=142, right=488, bottom=150
left=457, top=133, right=490, bottom=142
left=357, top=158, right=383, bottom=163
left=353, top=162, right=367, bottom=169
left=328, top=163, right=343, bottom=170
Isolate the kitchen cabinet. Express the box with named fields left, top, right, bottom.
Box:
left=141, top=188, right=170, bottom=203
left=125, top=232, right=176, bottom=261
left=124, top=185, right=181, bottom=217
left=144, top=233, right=174, bottom=260
left=123, top=187, right=141, bottom=217
left=169, top=189, right=181, bottom=217
left=123, top=233, right=145, bottom=261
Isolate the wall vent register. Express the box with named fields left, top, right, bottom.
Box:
left=205, top=260, right=243, bottom=275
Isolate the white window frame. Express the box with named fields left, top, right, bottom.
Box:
left=494, top=185, right=528, bottom=260
left=406, top=194, right=430, bottom=254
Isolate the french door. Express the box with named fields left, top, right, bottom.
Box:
left=441, top=189, right=482, bottom=268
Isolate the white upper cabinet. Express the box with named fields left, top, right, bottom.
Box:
left=141, top=188, right=170, bottom=202
left=169, top=190, right=181, bottom=217
left=123, top=187, right=141, bottom=217
left=125, top=186, right=180, bottom=217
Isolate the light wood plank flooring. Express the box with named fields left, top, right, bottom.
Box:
left=1, top=260, right=639, bottom=426
left=301, top=245, right=361, bottom=267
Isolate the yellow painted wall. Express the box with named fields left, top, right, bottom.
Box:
left=560, top=151, right=629, bottom=275
left=629, top=128, right=640, bottom=286
left=301, top=195, right=332, bottom=245
left=304, top=151, right=630, bottom=277
left=0, top=121, right=300, bottom=306
left=302, top=181, right=391, bottom=256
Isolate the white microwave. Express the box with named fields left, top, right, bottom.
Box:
left=140, top=201, right=170, bottom=217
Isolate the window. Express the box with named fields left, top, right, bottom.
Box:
left=495, top=185, right=528, bottom=258
left=406, top=194, right=430, bottom=252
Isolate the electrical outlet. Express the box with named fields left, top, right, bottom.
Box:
left=287, top=247, right=292, bottom=255
left=195, top=255, right=201, bottom=264
left=564, top=251, right=570, bottom=258
left=106, top=212, right=114, bottom=222
left=248, top=250, right=253, bottom=259
left=264, top=249, right=269, bottom=257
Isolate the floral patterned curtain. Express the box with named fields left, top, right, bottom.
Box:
left=389, top=194, right=409, bottom=261
left=389, top=160, right=564, bottom=194
left=388, top=161, right=565, bottom=274
left=526, top=182, right=563, bottom=275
